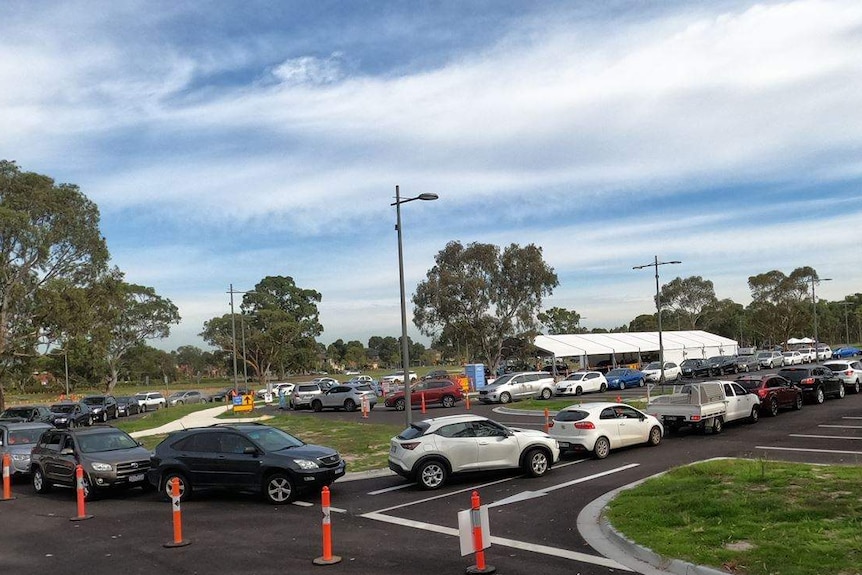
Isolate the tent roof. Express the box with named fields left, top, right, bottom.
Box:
left=533, top=331, right=738, bottom=358
left=786, top=337, right=815, bottom=345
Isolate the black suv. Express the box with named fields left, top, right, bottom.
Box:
left=707, top=356, right=738, bottom=375
left=147, top=423, right=346, bottom=504
left=30, top=425, right=152, bottom=499
left=48, top=402, right=94, bottom=428
left=81, top=395, right=119, bottom=422
left=0, top=405, right=53, bottom=423
left=680, top=359, right=710, bottom=378
left=777, top=366, right=845, bottom=404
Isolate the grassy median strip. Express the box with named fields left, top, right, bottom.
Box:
left=606, top=459, right=862, bottom=575
left=112, top=403, right=217, bottom=433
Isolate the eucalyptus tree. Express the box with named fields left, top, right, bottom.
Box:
left=746, top=266, right=817, bottom=346
left=659, top=276, right=719, bottom=329
left=413, top=241, right=558, bottom=370
left=537, top=307, right=584, bottom=335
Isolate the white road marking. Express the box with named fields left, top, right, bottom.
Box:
left=819, top=424, right=862, bottom=429
left=330, top=506, right=347, bottom=514
left=755, top=446, right=862, bottom=455
left=789, top=434, right=862, bottom=440
left=843, top=416, right=862, bottom=420
left=487, top=464, right=640, bottom=508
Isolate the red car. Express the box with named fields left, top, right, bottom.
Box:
left=383, top=379, right=464, bottom=411
left=735, top=374, right=803, bottom=416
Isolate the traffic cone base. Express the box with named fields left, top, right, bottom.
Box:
left=312, top=555, right=342, bottom=566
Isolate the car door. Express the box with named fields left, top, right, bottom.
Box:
left=583, top=372, right=601, bottom=393
left=597, top=407, right=624, bottom=449
left=50, top=433, right=78, bottom=486
left=722, top=383, right=748, bottom=421
left=765, top=376, right=794, bottom=406
left=216, top=432, right=261, bottom=488
left=434, top=422, right=479, bottom=472
left=322, top=386, right=347, bottom=409
left=616, top=406, right=651, bottom=446
left=730, top=383, right=757, bottom=415
left=471, top=420, right=520, bottom=469
left=816, top=367, right=841, bottom=396
left=177, top=432, right=224, bottom=487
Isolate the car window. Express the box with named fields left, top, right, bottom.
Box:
left=183, top=432, right=221, bottom=453
left=724, top=383, right=734, bottom=396
left=600, top=408, right=618, bottom=420
left=731, top=383, right=748, bottom=395
left=471, top=421, right=507, bottom=437
left=555, top=409, right=589, bottom=422
left=219, top=433, right=255, bottom=454
left=62, top=435, right=74, bottom=451
left=437, top=422, right=474, bottom=438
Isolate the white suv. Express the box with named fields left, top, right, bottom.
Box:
left=134, top=392, right=166, bottom=412
left=388, top=414, right=560, bottom=490
left=477, top=371, right=556, bottom=404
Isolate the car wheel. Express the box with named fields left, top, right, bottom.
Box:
left=712, top=416, right=723, bottom=434
left=87, top=416, right=93, bottom=426
left=794, top=394, right=803, bottom=410
left=619, top=382, right=626, bottom=391
left=417, top=459, right=447, bottom=490
left=749, top=406, right=759, bottom=424
left=312, top=400, right=323, bottom=412
left=815, top=387, right=825, bottom=404
left=101, top=412, right=108, bottom=423
left=32, top=467, right=51, bottom=494
left=540, top=388, right=552, bottom=400
left=523, top=448, right=549, bottom=477
left=394, top=398, right=406, bottom=411
left=575, top=386, right=583, bottom=396
left=499, top=392, right=512, bottom=404
left=854, top=381, right=861, bottom=394
left=176, top=400, right=184, bottom=405
left=68, top=419, right=76, bottom=429
left=441, top=395, right=455, bottom=408
left=161, top=471, right=190, bottom=501
left=264, top=472, right=295, bottom=504
left=593, top=436, right=611, bottom=459
left=599, top=383, right=607, bottom=392
left=769, top=398, right=779, bottom=417
left=638, top=378, right=645, bottom=388
left=647, top=426, right=662, bottom=446
left=838, top=385, right=846, bottom=399
left=344, top=398, right=357, bottom=412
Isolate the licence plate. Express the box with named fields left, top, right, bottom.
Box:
left=390, top=444, right=397, bottom=454
left=129, top=473, right=145, bottom=482
left=558, top=442, right=570, bottom=447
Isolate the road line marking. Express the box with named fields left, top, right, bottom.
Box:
left=790, top=434, right=862, bottom=440
left=843, top=416, right=862, bottom=420
left=368, top=483, right=413, bottom=495
left=369, top=476, right=518, bottom=514
left=360, top=512, right=632, bottom=571
left=330, top=506, right=347, bottom=514
left=755, top=446, right=862, bottom=455
left=819, top=425, right=862, bottom=429
left=542, top=464, right=640, bottom=493
left=292, top=501, right=313, bottom=507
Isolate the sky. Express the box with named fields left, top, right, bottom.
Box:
left=2, top=0, right=861, bottom=352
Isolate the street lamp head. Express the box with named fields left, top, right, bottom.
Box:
left=417, top=193, right=438, bottom=201
left=668, top=261, right=682, bottom=265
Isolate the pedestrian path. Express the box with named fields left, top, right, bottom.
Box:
left=129, top=404, right=270, bottom=438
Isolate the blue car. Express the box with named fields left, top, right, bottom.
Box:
left=832, top=347, right=861, bottom=359
left=605, top=368, right=646, bottom=390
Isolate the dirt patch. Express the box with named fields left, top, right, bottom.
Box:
left=724, top=540, right=756, bottom=552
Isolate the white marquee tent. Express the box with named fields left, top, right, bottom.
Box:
left=532, top=330, right=739, bottom=369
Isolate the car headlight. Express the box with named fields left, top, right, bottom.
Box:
left=294, top=459, right=320, bottom=470
left=90, top=462, right=113, bottom=472
left=11, top=454, right=29, bottom=461
left=55, top=417, right=67, bottom=422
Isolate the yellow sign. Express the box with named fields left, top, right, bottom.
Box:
left=233, top=394, right=255, bottom=413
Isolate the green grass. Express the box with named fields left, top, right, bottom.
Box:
left=511, top=397, right=648, bottom=412
left=111, top=403, right=217, bottom=433
left=606, top=459, right=862, bottom=575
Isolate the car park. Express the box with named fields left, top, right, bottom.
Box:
left=290, top=383, right=323, bottom=409
left=134, top=391, right=166, bottom=411
left=605, top=368, right=646, bottom=390
left=167, top=390, right=204, bottom=406
left=641, top=362, right=682, bottom=382
left=48, top=402, right=94, bottom=428
left=388, top=414, right=559, bottom=490
left=115, top=396, right=141, bottom=417
left=147, top=423, right=345, bottom=504
left=82, top=395, right=119, bottom=422
left=756, top=351, right=785, bottom=369
left=31, top=425, right=152, bottom=499
left=823, top=360, right=862, bottom=394
left=781, top=351, right=804, bottom=366
left=777, top=366, right=845, bottom=404
left=549, top=402, right=662, bottom=459
left=680, top=358, right=711, bottom=378
left=310, top=385, right=377, bottom=412
left=832, top=346, right=861, bottom=359
left=0, top=405, right=53, bottom=423
left=477, top=371, right=556, bottom=403
left=0, top=422, right=51, bottom=476
left=384, top=379, right=464, bottom=410
left=554, top=371, right=608, bottom=396
left=735, top=374, right=803, bottom=416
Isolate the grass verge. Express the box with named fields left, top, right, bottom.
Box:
left=111, top=403, right=217, bottom=434
left=606, top=458, right=862, bottom=575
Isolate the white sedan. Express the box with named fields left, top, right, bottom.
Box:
left=554, top=371, right=608, bottom=396
left=548, top=402, right=663, bottom=459
left=782, top=351, right=803, bottom=366
left=641, top=361, right=682, bottom=382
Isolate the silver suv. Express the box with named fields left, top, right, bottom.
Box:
left=290, top=383, right=323, bottom=409
left=478, top=371, right=556, bottom=404
left=823, top=360, right=862, bottom=394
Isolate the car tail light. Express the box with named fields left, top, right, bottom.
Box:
left=845, top=371, right=854, bottom=376
left=399, top=442, right=421, bottom=450
left=801, top=377, right=814, bottom=384
left=548, top=420, right=555, bottom=428
left=691, top=415, right=701, bottom=421
left=757, top=389, right=768, bottom=398
left=574, top=421, right=595, bottom=430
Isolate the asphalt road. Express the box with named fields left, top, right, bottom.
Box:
left=3, top=380, right=860, bottom=575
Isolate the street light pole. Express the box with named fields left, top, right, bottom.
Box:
left=633, top=256, right=682, bottom=388
left=811, top=276, right=832, bottom=359
left=392, top=185, right=438, bottom=427
left=839, top=301, right=853, bottom=346
left=229, top=283, right=239, bottom=395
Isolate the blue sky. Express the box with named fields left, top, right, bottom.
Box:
left=2, top=0, right=861, bottom=351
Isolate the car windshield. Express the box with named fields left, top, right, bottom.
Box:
left=7, top=428, right=45, bottom=444
left=116, top=396, right=133, bottom=403
left=645, top=362, right=661, bottom=370
left=134, top=393, right=148, bottom=399
left=564, top=373, right=586, bottom=381
left=554, top=409, right=589, bottom=422
left=82, top=397, right=105, bottom=406
left=756, top=352, right=771, bottom=359
left=606, top=369, right=626, bottom=377
left=242, top=426, right=304, bottom=451
left=78, top=431, right=139, bottom=453
left=51, top=404, right=75, bottom=413
left=1, top=408, right=32, bottom=418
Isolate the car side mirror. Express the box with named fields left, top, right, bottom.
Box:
left=60, top=448, right=74, bottom=455
left=243, top=446, right=259, bottom=455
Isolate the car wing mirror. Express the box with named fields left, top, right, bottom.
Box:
left=243, top=446, right=259, bottom=455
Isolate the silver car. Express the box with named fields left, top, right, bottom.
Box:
left=310, top=385, right=377, bottom=412
left=478, top=371, right=556, bottom=404
left=0, top=422, right=52, bottom=476
left=823, top=360, right=862, bottom=394
left=290, top=383, right=323, bottom=409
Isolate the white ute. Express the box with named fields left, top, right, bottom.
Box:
left=644, top=381, right=760, bottom=434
